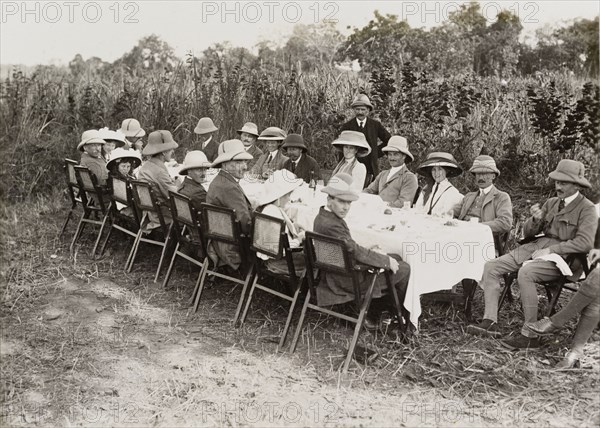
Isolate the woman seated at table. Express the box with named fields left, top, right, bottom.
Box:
left=106, top=148, right=141, bottom=216
left=256, top=170, right=306, bottom=274
left=314, top=173, right=411, bottom=329
left=415, top=152, right=464, bottom=216
left=330, top=130, right=371, bottom=191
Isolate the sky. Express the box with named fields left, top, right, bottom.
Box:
left=1, top=1, right=599, bottom=66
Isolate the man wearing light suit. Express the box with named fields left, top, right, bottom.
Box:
left=363, top=136, right=418, bottom=208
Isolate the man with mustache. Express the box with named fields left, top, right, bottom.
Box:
left=467, top=159, right=598, bottom=351
left=340, top=94, right=391, bottom=178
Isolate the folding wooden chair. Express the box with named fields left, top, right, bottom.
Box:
left=60, top=159, right=86, bottom=238
left=96, top=175, right=142, bottom=266
left=71, top=166, right=110, bottom=255
left=289, top=231, right=404, bottom=373
left=191, top=203, right=253, bottom=322
left=128, top=180, right=174, bottom=282
left=237, top=212, right=306, bottom=350
left=162, top=191, right=206, bottom=289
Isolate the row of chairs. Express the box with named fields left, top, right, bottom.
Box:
left=60, top=159, right=407, bottom=372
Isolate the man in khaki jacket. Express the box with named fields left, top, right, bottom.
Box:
left=363, top=136, right=418, bottom=208
left=468, top=159, right=598, bottom=350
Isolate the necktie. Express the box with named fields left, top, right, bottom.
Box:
left=427, top=183, right=439, bottom=215
left=558, top=199, right=565, bottom=212
left=359, top=121, right=365, bottom=130
left=291, top=161, right=296, bottom=173
left=266, top=153, right=273, bottom=164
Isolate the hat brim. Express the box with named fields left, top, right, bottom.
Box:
left=321, top=187, right=360, bottom=202
left=282, top=143, right=307, bottom=152
left=332, top=141, right=372, bottom=158
left=417, top=161, right=462, bottom=177
left=104, top=139, right=127, bottom=148
left=179, top=163, right=212, bottom=175
left=107, top=157, right=141, bottom=170
left=548, top=170, right=591, bottom=188
left=258, top=180, right=304, bottom=206
left=121, top=129, right=145, bottom=138
left=469, top=166, right=500, bottom=176
left=237, top=129, right=259, bottom=137
left=211, top=151, right=253, bottom=167
left=259, top=136, right=286, bottom=141
left=382, top=147, right=414, bottom=162
left=351, top=103, right=373, bottom=111
left=194, top=125, right=218, bottom=134
left=77, top=138, right=106, bottom=151
left=142, top=141, right=179, bottom=156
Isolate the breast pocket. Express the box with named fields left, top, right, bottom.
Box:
left=558, top=218, right=578, bottom=240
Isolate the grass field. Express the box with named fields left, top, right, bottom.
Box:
left=1, top=192, right=598, bottom=427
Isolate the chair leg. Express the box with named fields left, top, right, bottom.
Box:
left=233, top=267, right=255, bottom=325
left=60, top=210, right=73, bottom=238
left=153, top=224, right=174, bottom=283
left=387, top=272, right=406, bottom=333
left=546, top=284, right=564, bottom=317
left=69, top=213, right=87, bottom=253
left=498, top=274, right=513, bottom=312
left=278, top=277, right=305, bottom=352
left=290, top=289, right=312, bottom=353
left=193, top=259, right=211, bottom=313
left=92, top=214, right=110, bottom=256
left=99, top=223, right=114, bottom=256
left=238, top=271, right=259, bottom=327
left=126, top=214, right=146, bottom=272
left=162, top=242, right=180, bottom=289
left=343, top=275, right=377, bottom=373
left=462, top=279, right=477, bottom=322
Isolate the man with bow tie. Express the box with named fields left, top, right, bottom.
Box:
left=467, top=159, right=598, bottom=351
left=339, top=94, right=391, bottom=178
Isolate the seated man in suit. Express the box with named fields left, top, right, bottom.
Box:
left=251, top=127, right=288, bottom=178
left=281, top=133, right=321, bottom=184
left=194, top=117, right=219, bottom=162
left=340, top=94, right=391, bottom=177
left=78, top=129, right=108, bottom=186
left=178, top=151, right=212, bottom=211
left=467, top=160, right=598, bottom=351
left=453, top=155, right=513, bottom=236
left=363, top=136, right=418, bottom=208
left=314, top=173, right=411, bottom=328
left=206, top=139, right=253, bottom=270
left=237, top=122, right=263, bottom=170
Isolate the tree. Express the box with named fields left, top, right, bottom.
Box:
left=474, top=10, right=523, bottom=77
left=114, top=34, right=179, bottom=75
left=284, top=22, right=344, bottom=71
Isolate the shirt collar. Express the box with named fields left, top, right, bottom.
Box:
left=356, top=118, right=366, bottom=127
left=268, top=149, right=278, bottom=157
left=221, top=169, right=240, bottom=183
left=480, top=184, right=493, bottom=195
left=202, top=135, right=212, bottom=149
left=564, top=191, right=579, bottom=206
left=388, top=164, right=404, bottom=176
left=293, top=154, right=302, bottom=163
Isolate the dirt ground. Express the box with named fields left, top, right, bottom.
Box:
left=1, top=200, right=599, bottom=427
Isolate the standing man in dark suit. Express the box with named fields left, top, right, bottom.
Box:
left=340, top=94, right=391, bottom=177
left=193, top=117, right=219, bottom=162
left=281, top=134, right=321, bottom=184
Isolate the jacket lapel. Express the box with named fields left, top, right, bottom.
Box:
left=219, top=170, right=251, bottom=206
left=380, top=168, right=404, bottom=192
left=459, top=192, right=477, bottom=220
left=481, top=186, right=498, bottom=209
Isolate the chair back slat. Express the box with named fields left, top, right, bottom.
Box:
left=200, top=203, right=239, bottom=245
left=64, top=159, right=85, bottom=206
left=67, top=161, right=78, bottom=186
left=305, top=231, right=351, bottom=275
left=111, top=177, right=129, bottom=205
left=133, top=183, right=155, bottom=211
left=77, top=168, right=96, bottom=192
left=252, top=213, right=285, bottom=259
left=173, top=195, right=194, bottom=226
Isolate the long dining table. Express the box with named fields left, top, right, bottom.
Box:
left=283, top=185, right=496, bottom=329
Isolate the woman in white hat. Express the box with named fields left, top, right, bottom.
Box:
left=251, top=127, right=289, bottom=179
left=119, top=118, right=146, bottom=153
left=415, top=152, right=464, bottom=216
left=137, top=130, right=180, bottom=227
left=330, top=130, right=372, bottom=191
left=78, top=129, right=108, bottom=186
left=106, top=147, right=141, bottom=181
left=255, top=169, right=306, bottom=273
left=99, top=127, right=127, bottom=162
left=178, top=151, right=212, bottom=210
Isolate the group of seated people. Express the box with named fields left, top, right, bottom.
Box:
left=73, top=95, right=599, bottom=370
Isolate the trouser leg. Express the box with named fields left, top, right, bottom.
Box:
left=480, top=253, right=521, bottom=322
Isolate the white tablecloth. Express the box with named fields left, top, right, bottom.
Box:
left=285, top=193, right=496, bottom=328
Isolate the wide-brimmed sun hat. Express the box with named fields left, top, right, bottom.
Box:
left=259, top=169, right=304, bottom=206
left=77, top=129, right=106, bottom=151
left=98, top=127, right=127, bottom=148
left=194, top=117, right=218, bottom=135
left=142, top=130, right=179, bottom=156
left=258, top=127, right=287, bottom=141
left=119, top=118, right=145, bottom=138
left=382, top=136, right=414, bottom=162
left=211, top=139, right=254, bottom=167
left=469, top=155, right=500, bottom=176
left=281, top=134, right=308, bottom=153
left=417, top=152, right=462, bottom=178
left=332, top=130, right=372, bottom=158
left=321, top=173, right=360, bottom=202
left=106, top=147, right=142, bottom=171
left=548, top=159, right=591, bottom=188
left=179, top=151, right=212, bottom=175
left=237, top=122, right=259, bottom=137
left=350, top=94, right=373, bottom=111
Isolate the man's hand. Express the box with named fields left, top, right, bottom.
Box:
left=588, top=249, right=600, bottom=265
left=530, top=203, right=543, bottom=220
left=532, top=248, right=551, bottom=259
left=389, top=257, right=399, bottom=273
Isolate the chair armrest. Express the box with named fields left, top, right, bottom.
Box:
left=354, top=263, right=384, bottom=273
left=289, top=246, right=304, bottom=253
